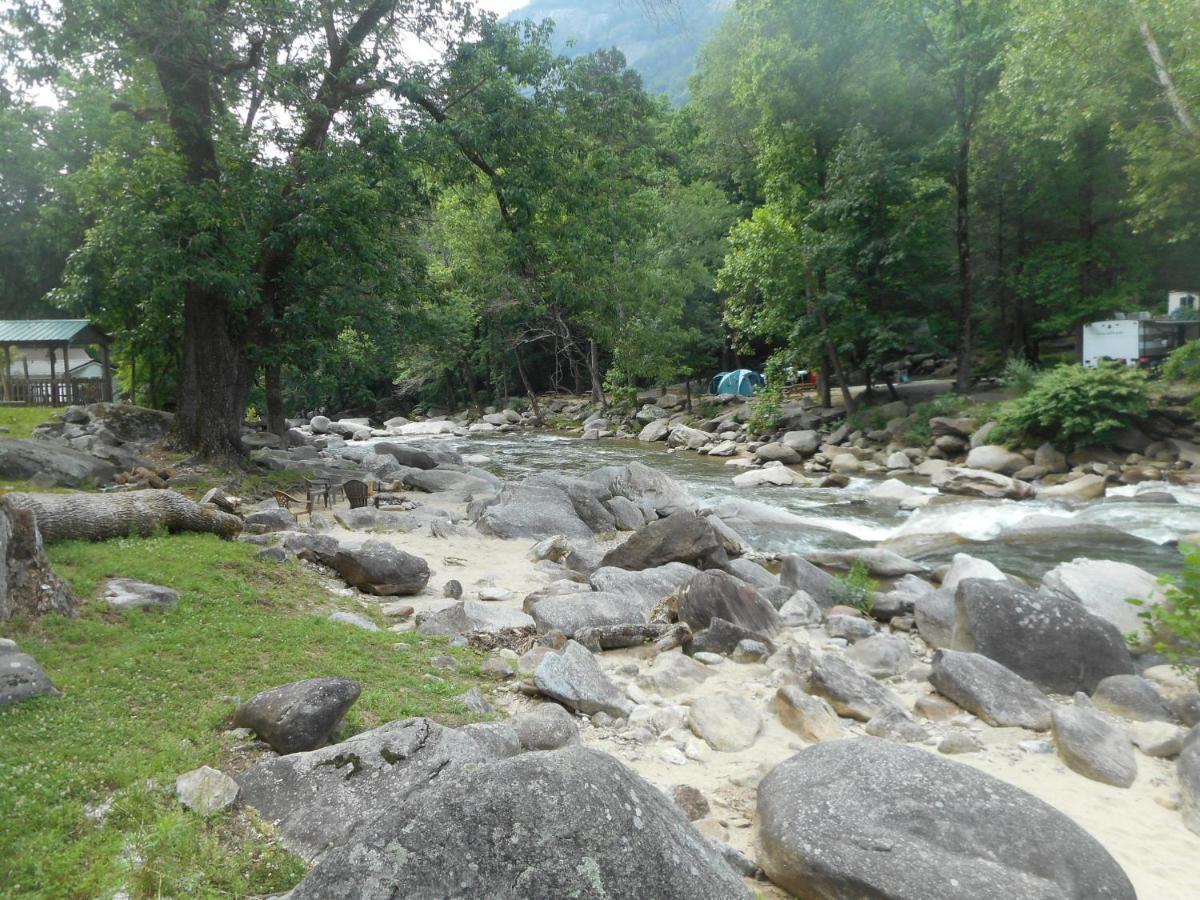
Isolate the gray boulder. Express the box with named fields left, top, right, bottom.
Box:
left=965, top=445, right=1029, bottom=475
left=688, top=691, right=763, bottom=751
left=605, top=495, right=645, bottom=530
left=244, top=506, right=298, bottom=531
left=590, top=562, right=699, bottom=605
left=416, top=600, right=535, bottom=636
left=809, top=656, right=904, bottom=722
left=637, top=652, right=712, bottom=695
left=599, top=513, right=728, bottom=572
left=237, top=718, right=493, bottom=859
left=233, top=677, right=361, bottom=754
left=1052, top=704, right=1138, bottom=788
left=914, top=588, right=957, bottom=649
left=289, top=746, right=751, bottom=899
left=757, top=738, right=1136, bottom=900
left=932, top=466, right=1037, bottom=500
left=779, top=555, right=839, bottom=608
left=475, top=479, right=595, bottom=541
left=848, top=634, right=913, bottom=679
left=864, top=707, right=929, bottom=743
left=0, top=640, right=58, bottom=706
left=773, top=686, right=843, bottom=741
left=331, top=540, right=430, bottom=596
left=512, top=703, right=580, bottom=750
left=1182, top=737, right=1200, bottom=836
left=1091, top=674, right=1172, bottom=722
left=0, top=438, right=116, bottom=487
left=826, top=614, right=877, bottom=643
left=459, top=722, right=521, bottom=758
left=930, top=649, right=1052, bottom=730
left=402, top=468, right=493, bottom=495
left=102, top=578, right=180, bottom=613
left=372, top=442, right=437, bottom=469
left=951, top=578, right=1134, bottom=694
left=806, top=548, right=926, bottom=578
left=605, top=462, right=696, bottom=516
left=533, top=640, right=631, bottom=717
left=755, top=441, right=802, bottom=465
left=1041, top=558, right=1167, bottom=644
left=677, top=571, right=781, bottom=639
left=778, top=591, right=823, bottom=626
left=941, top=553, right=1006, bottom=593
left=530, top=591, right=649, bottom=636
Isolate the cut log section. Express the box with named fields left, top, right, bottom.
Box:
left=3, top=490, right=242, bottom=543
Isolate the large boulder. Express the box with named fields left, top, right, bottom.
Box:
left=289, top=746, right=751, bottom=899
left=0, top=438, right=116, bottom=487
left=1091, top=674, right=1172, bottom=722
left=773, top=686, right=843, bottom=742
left=688, top=691, right=763, bottom=751
left=237, top=718, right=493, bottom=859
left=930, top=649, right=1052, bottom=730
left=755, top=442, right=803, bottom=465
left=779, top=555, right=839, bottom=608
left=371, top=442, right=437, bottom=470
left=0, top=639, right=58, bottom=706
left=676, top=571, right=781, bottom=640
left=757, top=738, right=1136, bottom=900
left=529, top=592, right=649, bottom=636
left=931, top=466, right=1037, bottom=500
left=809, top=656, right=904, bottom=722
left=1039, top=474, right=1107, bottom=501
left=0, top=501, right=77, bottom=622
left=475, top=479, right=595, bottom=541
left=511, top=704, right=580, bottom=750
left=668, top=424, right=711, bottom=450
left=402, top=469, right=493, bottom=495
left=940, top=553, right=1006, bottom=593
left=1051, top=704, right=1137, bottom=788
left=331, top=540, right=430, bottom=596
left=233, top=677, right=361, bottom=754
left=1041, top=558, right=1167, bottom=644
left=599, top=513, right=728, bottom=572
left=1182, top=737, right=1200, bottom=837
left=965, top=445, right=1029, bottom=475
left=638, top=418, right=671, bottom=442
left=416, top=600, right=535, bottom=636
left=102, top=578, right=179, bottom=613
left=589, top=562, right=700, bottom=605
left=951, top=578, right=1134, bottom=694
left=533, top=640, right=631, bottom=717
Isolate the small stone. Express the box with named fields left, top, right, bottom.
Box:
left=327, top=611, right=380, bottom=631
left=688, top=692, right=763, bottom=751
left=175, top=766, right=238, bottom=816
left=864, top=708, right=929, bottom=743
left=693, top=652, right=725, bottom=666
left=443, top=579, right=463, bottom=599
left=480, top=658, right=515, bottom=680
left=731, top=639, right=770, bottom=663
left=660, top=747, right=689, bottom=766
left=914, top=695, right=961, bottom=722
left=669, top=784, right=711, bottom=821
left=1020, top=740, right=1054, bottom=754
left=456, top=687, right=493, bottom=715
left=429, top=655, right=458, bottom=669
left=938, top=732, right=983, bottom=755
left=478, top=586, right=515, bottom=602
left=774, top=686, right=843, bottom=742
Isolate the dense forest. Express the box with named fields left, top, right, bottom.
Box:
left=1, top=0, right=1197, bottom=456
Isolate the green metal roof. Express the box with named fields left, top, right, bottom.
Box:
left=0, top=320, right=110, bottom=345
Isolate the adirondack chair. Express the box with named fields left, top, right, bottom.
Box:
left=342, top=479, right=370, bottom=510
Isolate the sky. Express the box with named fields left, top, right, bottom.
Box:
left=481, top=0, right=531, bottom=15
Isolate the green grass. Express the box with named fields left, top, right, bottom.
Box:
left=0, top=533, right=487, bottom=899
left=0, top=406, right=62, bottom=438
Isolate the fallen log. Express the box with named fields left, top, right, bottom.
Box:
left=3, top=490, right=242, bottom=543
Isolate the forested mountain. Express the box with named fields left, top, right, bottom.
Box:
left=0, top=0, right=1196, bottom=453
left=504, top=0, right=728, bottom=103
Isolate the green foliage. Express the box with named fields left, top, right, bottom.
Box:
left=0, top=533, right=488, bottom=897
left=1163, top=340, right=1200, bottom=384
left=746, top=356, right=785, bottom=436
left=1001, top=356, right=1039, bottom=395
left=833, top=560, right=877, bottom=614
left=1130, top=542, right=1200, bottom=669
left=0, top=406, right=60, bottom=439
left=994, top=364, right=1149, bottom=449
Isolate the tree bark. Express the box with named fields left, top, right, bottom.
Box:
left=0, top=501, right=76, bottom=622
left=265, top=362, right=286, bottom=440
left=589, top=338, right=606, bottom=409
left=514, top=346, right=542, bottom=421
left=1139, top=21, right=1199, bottom=138
left=4, top=490, right=243, bottom=543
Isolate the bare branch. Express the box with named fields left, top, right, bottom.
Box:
left=110, top=100, right=166, bottom=122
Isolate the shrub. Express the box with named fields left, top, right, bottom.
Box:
left=1130, top=542, right=1200, bottom=670
left=992, top=364, right=1148, bottom=449
left=747, top=356, right=786, bottom=436
left=833, top=559, right=877, bottom=614
left=1001, top=356, right=1038, bottom=395
left=1163, top=340, right=1200, bottom=384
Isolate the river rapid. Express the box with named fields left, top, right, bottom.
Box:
left=379, top=431, right=1200, bottom=579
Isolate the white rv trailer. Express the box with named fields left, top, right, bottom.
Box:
left=1081, top=316, right=1199, bottom=368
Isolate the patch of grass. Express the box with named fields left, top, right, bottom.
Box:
left=181, top=467, right=322, bottom=503
left=833, top=559, right=878, bottom=614
left=0, top=406, right=63, bottom=438
left=0, top=533, right=487, bottom=899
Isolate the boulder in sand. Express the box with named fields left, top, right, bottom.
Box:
left=332, top=540, right=430, bottom=596
left=1052, top=704, right=1138, bottom=788
left=809, top=655, right=904, bottom=722
left=930, top=649, right=1052, bottom=730
left=688, top=691, right=763, bottom=751
left=756, top=737, right=1136, bottom=900
left=773, top=686, right=843, bottom=742
left=676, top=570, right=781, bottom=639
left=533, top=640, right=631, bottom=717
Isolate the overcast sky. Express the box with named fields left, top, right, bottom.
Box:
left=481, top=0, right=531, bottom=15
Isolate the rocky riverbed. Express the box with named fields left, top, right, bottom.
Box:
left=5, top=400, right=1200, bottom=898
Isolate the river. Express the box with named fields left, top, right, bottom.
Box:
left=382, top=431, right=1200, bottom=579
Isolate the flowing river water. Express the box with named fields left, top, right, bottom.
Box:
left=382, top=431, right=1200, bottom=579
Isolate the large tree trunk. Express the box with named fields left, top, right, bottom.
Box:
left=5, top=491, right=243, bottom=543
left=265, top=362, right=287, bottom=441
left=589, top=339, right=606, bottom=409
left=0, top=501, right=76, bottom=622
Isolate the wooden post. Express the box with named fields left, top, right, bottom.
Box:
left=48, top=346, right=58, bottom=406
left=64, top=342, right=74, bottom=405
left=2, top=345, right=10, bottom=402
left=22, top=356, right=31, bottom=405
left=101, top=342, right=113, bottom=402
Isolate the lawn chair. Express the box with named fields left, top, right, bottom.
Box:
left=342, top=479, right=369, bottom=510
left=273, top=489, right=312, bottom=518
left=305, top=477, right=334, bottom=508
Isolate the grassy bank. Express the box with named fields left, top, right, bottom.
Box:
left=0, top=405, right=61, bottom=439
left=0, top=533, right=485, bottom=898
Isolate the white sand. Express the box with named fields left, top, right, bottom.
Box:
left=322, top=493, right=1200, bottom=899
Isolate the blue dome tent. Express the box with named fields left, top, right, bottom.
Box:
left=709, top=369, right=765, bottom=396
